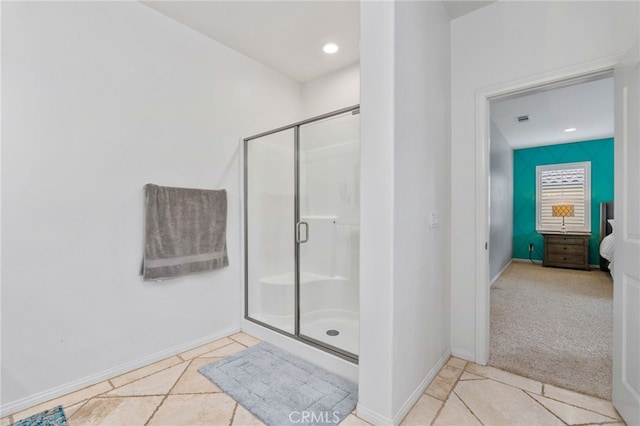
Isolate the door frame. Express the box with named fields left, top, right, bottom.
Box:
left=474, top=56, right=622, bottom=365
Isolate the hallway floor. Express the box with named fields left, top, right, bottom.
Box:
left=2, top=333, right=624, bottom=426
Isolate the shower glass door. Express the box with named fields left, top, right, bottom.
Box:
left=245, top=128, right=295, bottom=334
left=244, top=106, right=359, bottom=360
left=298, top=111, right=360, bottom=357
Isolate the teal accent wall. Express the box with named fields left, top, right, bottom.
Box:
left=513, top=138, right=614, bottom=265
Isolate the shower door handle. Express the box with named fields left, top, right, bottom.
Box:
left=296, top=221, right=309, bottom=243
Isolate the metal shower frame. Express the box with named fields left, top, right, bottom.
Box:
left=243, top=104, right=360, bottom=363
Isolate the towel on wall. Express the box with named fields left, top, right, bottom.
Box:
left=143, top=184, right=229, bottom=280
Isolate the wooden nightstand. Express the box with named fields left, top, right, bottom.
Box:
left=542, top=233, right=591, bottom=271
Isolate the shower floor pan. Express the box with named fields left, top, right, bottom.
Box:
left=251, top=309, right=359, bottom=357
left=301, top=309, right=359, bottom=356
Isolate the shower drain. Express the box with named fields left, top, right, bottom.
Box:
left=326, top=329, right=340, bottom=336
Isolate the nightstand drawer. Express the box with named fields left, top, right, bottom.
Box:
left=547, top=253, right=586, bottom=265
left=547, top=244, right=586, bottom=255
left=544, top=235, right=587, bottom=245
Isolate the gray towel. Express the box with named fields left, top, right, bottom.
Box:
left=143, top=184, right=229, bottom=280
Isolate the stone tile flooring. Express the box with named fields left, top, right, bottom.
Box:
left=1, top=333, right=624, bottom=425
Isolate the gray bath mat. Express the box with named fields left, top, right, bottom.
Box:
left=198, top=342, right=357, bottom=426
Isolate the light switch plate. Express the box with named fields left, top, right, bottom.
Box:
left=430, top=211, right=440, bottom=229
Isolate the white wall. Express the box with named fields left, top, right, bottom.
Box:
left=1, top=1, right=302, bottom=411
left=391, top=0, right=451, bottom=418
left=450, top=1, right=639, bottom=359
left=302, top=63, right=360, bottom=118
left=489, top=120, right=513, bottom=282
left=358, top=1, right=395, bottom=420
left=359, top=1, right=450, bottom=424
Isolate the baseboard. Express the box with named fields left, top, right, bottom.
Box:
left=356, top=403, right=394, bottom=426
left=391, top=348, right=450, bottom=425
left=1, top=326, right=240, bottom=416
left=490, top=259, right=513, bottom=287
left=451, top=347, right=474, bottom=362
left=512, top=258, right=600, bottom=270
left=512, top=258, right=540, bottom=263
left=357, top=349, right=450, bottom=426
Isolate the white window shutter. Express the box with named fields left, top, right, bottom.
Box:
left=536, top=162, right=591, bottom=233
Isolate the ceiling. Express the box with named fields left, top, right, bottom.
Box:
left=442, top=1, right=495, bottom=20
left=141, top=1, right=604, bottom=150
left=141, top=1, right=360, bottom=83
left=141, top=1, right=495, bottom=84
left=490, top=77, right=614, bottom=149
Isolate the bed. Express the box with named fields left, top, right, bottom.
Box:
left=599, top=201, right=614, bottom=273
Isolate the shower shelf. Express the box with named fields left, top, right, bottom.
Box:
left=299, top=215, right=337, bottom=220
left=260, top=272, right=349, bottom=286
left=299, top=215, right=359, bottom=226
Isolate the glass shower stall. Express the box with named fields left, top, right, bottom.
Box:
left=244, top=105, right=360, bottom=360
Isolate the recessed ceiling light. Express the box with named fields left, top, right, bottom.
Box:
left=564, top=128, right=577, bottom=132
left=323, top=43, right=339, bottom=54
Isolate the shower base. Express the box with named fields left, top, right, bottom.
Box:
left=301, top=310, right=359, bottom=356
left=250, top=309, right=359, bottom=357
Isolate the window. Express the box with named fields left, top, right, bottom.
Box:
left=536, top=161, right=591, bottom=233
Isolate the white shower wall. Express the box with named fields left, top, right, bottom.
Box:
left=299, top=140, right=360, bottom=286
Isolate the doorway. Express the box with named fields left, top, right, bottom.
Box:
left=489, top=73, right=614, bottom=399
left=474, top=59, right=619, bottom=367
left=485, top=74, right=615, bottom=398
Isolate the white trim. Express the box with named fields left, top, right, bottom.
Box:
left=512, top=258, right=536, bottom=263
left=451, top=347, right=475, bottom=362
left=475, top=55, right=621, bottom=366
left=391, top=349, right=450, bottom=426
left=0, top=327, right=241, bottom=416
left=490, top=259, right=513, bottom=287
left=475, top=81, right=493, bottom=366
left=356, top=349, right=450, bottom=425
left=512, top=259, right=600, bottom=269
left=356, top=403, right=393, bottom=426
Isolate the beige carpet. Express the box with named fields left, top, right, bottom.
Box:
left=490, top=261, right=613, bottom=400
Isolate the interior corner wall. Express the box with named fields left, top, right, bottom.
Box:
left=358, top=1, right=395, bottom=422
left=450, top=1, right=639, bottom=359
left=512, top=138, right=614, bottom=265
left=358, top=1, right=450, bottom=424
left=1, top=1, right=302, bottom=411
left=489, top=120, right=513, bottom=282
left=301, top=63, right=360, bottom=118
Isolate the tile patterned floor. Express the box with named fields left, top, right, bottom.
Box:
left=1, top=333, right=624, bottom=426
left=401, top=358, right=624, bottom=426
